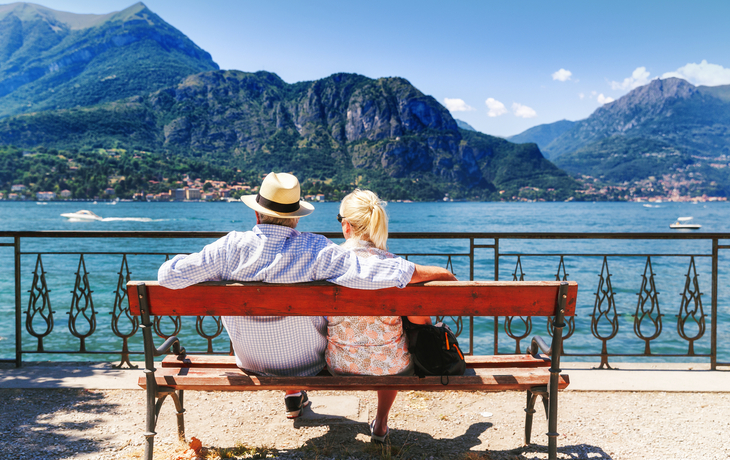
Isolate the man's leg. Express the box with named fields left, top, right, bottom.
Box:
left=284, top=390, right=310, bottom=418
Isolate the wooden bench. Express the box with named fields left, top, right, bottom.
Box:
left=128, top=280, right=578, bottom=460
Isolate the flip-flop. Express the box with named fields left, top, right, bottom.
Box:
left=369, top=420, right=389, bottom=443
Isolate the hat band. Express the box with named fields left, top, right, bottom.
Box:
left=256, top=194, right=300, bottom=213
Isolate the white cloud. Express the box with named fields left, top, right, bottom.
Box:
left=443, top=98, right=475, bottom=112
left=579, top=93, right=585, bottom=99
left=485, top=98, right=508, bottom=117
left=552, top=68, right=572, bottom=82
left=512, top=102, right=537, bottom=118
left=661, top=60, right=730, bottom=86
left=597, top=94, right=614, bottom=105
left=610, top=67, right=651, bottom=91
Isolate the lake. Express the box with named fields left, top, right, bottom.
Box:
left=1, top=199, right=729, bottom=364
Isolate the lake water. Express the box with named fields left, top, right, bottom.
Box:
left=1, top=199, right=729, bottom=363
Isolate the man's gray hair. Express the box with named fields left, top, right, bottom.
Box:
left=259, top=213, right=299, bottom=228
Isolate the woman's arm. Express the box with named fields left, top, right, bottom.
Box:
left=409, top=263, right=457, bottom=283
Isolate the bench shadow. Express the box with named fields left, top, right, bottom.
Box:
left=0, top=388, right=124, bottom=460
left=0, top=361, right=140, bottom=388
left=497, top=443, right=614, bottom=459
left=289, top=420, right=612, bottom=459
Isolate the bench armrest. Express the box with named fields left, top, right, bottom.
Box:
left=528, top=335, right=551, bottom=357
left=154, top=335, right=186, bottom=359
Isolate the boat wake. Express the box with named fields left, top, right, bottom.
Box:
left=100, top=217, right=169, bottom=222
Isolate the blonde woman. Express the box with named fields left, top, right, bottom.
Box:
left=326, top=189, right=449, bottom=442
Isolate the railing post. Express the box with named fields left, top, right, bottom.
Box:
left=469, top=238, right=475, bottom=354
left=494, top=238, right=499, bottom=355
left=469, top=237, right=474, bottom=281
left=711, top=238, right=718, bottom=370
left=14, top=236, right=22, bottom=368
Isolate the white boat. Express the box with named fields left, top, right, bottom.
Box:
left=61, top=210, right=103, bottom=221
left=670, top=216, right=701, bottom=230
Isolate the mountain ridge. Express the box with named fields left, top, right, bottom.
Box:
left=0, top=2, right=579, bottom=201
left=507, top=119, right=575, bottom=152
left=0, top=2, right=126, bottom=29
left=511, top=77, right=730, bottom=197
left=0, top=1, right=218, bottom=117
left=0, top=69, right=578, bottom=200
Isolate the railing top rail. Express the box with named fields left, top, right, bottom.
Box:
left=2, top=230, right=730, bottom=240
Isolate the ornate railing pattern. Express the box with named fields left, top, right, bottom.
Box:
left=1, top=231, right=728, bottom=369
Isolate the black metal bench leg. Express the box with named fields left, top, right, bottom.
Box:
left=171, top=390, right=186, bottom=441
left=546, top=387, right=559, bottom=460
left=524, top=389, right=539, bottom=445
left=546, top=281, right=568, bottom=460
left=143, top=369, right=157, bottom=460
left=525, top=385, right=547, bottom=445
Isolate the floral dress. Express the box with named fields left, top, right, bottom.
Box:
left=325, top=239, right=412, bottom=376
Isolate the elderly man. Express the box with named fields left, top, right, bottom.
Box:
left=158, top=172, right=455, bottom=418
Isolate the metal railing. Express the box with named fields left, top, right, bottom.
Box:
left=1, top=231, right=728, bottom=369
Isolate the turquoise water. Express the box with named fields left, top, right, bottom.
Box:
left=1, top=199, right=729, bottom=363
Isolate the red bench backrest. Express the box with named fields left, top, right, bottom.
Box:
left=128, top=280, right=577, bottom=317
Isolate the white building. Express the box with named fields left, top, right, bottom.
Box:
left=36, top=191, right=56, bottom=200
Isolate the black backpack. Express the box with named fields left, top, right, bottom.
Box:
left=402, top=318, right=466, bottom=377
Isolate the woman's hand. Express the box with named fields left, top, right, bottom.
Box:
left=406, top=315, right=432, bottom=325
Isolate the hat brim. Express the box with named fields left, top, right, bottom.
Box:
left=241, top=194, right=314, bottom=218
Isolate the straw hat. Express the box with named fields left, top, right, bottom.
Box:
left=241, top=172, right=314, bottom=218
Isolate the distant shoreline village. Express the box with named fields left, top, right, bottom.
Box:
left=1, top=173, right=727, bottom=203
left=0, top=173, right=331, bottom=203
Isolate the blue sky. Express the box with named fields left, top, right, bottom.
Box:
left=27, top=0, right=730, bottom=137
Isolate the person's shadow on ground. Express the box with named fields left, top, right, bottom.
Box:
left=292, top=420, right=613, bottom=460
left=296, top=420, right=491, bottom=459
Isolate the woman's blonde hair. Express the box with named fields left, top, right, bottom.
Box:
left=340, top=189, right=388, bottom=250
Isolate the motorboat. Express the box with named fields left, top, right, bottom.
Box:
left=670, top=216, right=701, bottom=230
left=61, top=210, right=103, bottom=221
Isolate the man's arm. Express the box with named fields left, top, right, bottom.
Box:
left=409, top=263, right=457, bottom=284
left=158, top=235, right=229, bottom=289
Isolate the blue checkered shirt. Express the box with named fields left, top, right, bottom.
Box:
left=158, top=224, right=415, bottom=376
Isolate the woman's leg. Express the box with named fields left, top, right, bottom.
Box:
left=372, top=390, right=398, bottom=436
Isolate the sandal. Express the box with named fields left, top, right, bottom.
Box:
left=369, top=420, right=389, bottom=443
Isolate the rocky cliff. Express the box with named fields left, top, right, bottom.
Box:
left=0, top=70, right=577, bottom=200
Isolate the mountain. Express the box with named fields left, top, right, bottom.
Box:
left=509, top=78, right=730, bottom=197
left=0, top=70, right=578, bottom=201
left=554, top=136, right=692, bottom=182
left=507, top=119, right=575, bottom=153
left=455, top=119, right=476, bottom=131
left=0, top=2, right=218, bottom=118
left=544, top=78, right=730, bottom=160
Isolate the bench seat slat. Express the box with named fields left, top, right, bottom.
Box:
left=140, top=366, right=568, bottom=392
left=161, top=353, right=551, bottom=369
left=128, top=280, right=578, bottom=317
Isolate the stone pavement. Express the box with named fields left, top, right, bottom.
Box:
left=1, top=361, right=728, bottom=459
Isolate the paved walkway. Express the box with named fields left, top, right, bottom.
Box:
left=1, top=361, right=728, bottom=459
left=1, top=361, right=727, bottom=392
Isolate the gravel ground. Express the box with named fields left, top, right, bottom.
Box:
left=1, top=388, right=729, bottom=460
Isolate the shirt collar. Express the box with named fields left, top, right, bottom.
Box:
left=253, top=224, right=301, bottom=238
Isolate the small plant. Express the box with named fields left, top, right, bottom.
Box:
left=207, top=441, right=275, bottom=459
